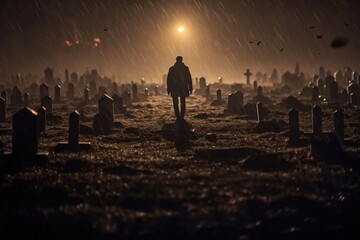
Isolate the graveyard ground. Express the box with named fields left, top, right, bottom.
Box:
left=0, top=92, right=360, bottom=239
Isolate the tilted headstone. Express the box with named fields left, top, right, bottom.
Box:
left=54, top=110, right=91, bottom=152
left=23, top=93, right=29, bottom=107
left=329, top=81, right=339, bottom=103
left=235, top=90, right=244, bottom=106
left=37, top=106, right=46, bottom=135
left=244, top=69, right=252, bottom=85
left=288, top=108, right=300, bottom=146
left=0, top=97, right=5, bottom=123
left=312, top=86, right=319, bottom=102
left=256, top=102, right=264, bottom=122
left=41, top=95, right=53, bottom=114
left=55, top=85, right=61, bottom=103
left=312, top=105, right=322, bottom=136
left=334, top=110, right=344, bottom=143
left=216, top=89, right=221, bottom=101
left=39, top=83, right=49, bottom=99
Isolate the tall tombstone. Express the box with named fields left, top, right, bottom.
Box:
left=256, top=102, right=264, bottom=122
left=344, top=67, right=352, bottom=82
left=216, top=89, right=221, bottom=101
left=199, top=77, right=206, bottom=94
left=312, top=86, right=319, bottom=102
left=312, top=105, right=322, bottom=136
left=325, top=76, right=335, bottom=97
left=41, top=95, right=53, bottom=114
left=270, top=68, right=279, bottom=83
left=253, top=80, right=258, bottom=93
left=288, top=108, right=300, bottom=146
left=244, top=69, right=252, bottom=85
left=0, top=97, right=5, bottom=123
left=39, top=83, right=49, bottom=99
left=317, top=78, right=325, bottom=95
left=257, top=86, right=263, bottom=96
left=144, top=88, right=149, bottom=98
left=12, top=108, right=38, bottom=159
left=69, top=111, right=80, bottom=146
left=235, top=90, right=244, bottom=106
left=23, top=93, right=29, bottom=107
left=84, top=88, right=90, bottom=103
left=67, top=83, right=75, bottom=99
left=334, top=110, right=344, bottom=143
left=329, top=81, right=339, bottom=103
left=113, top=93, right=125, bottom=114
left=334, top=70, right=344, bottom=87
left=132, top=83, right=138, bottom=101
left=37, top=106, right=46, bottom=135
left=350, top=93, right=358, bottom=105
left=228, top=93, right=239, bottom=114
left=195, top=77, right=199, bottom=89
left=205, top=84, right=210, bottom=100
left=98, top=94, right=114, bottom=127
left=54, top=85, right=61, bottom=103
left=352, top=71, right=359, bottom=82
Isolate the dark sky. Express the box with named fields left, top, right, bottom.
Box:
left=0, top=0, right=359, bottom=83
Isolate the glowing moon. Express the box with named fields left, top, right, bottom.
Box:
left=178, top=26, right=185, bottom=32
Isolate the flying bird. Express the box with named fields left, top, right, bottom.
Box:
left=103, top=28, right=108, bottom=31
left=279, top=48, right=284, bottom=52
left=257, top=41, right=262, bottom=46
left=249, top=41, right=254, bottom=44
left=331, top=37, right=349, bottom=48
left=317, top=34, right=323, bottom=39
left=309, top=26, right=315, bottom=29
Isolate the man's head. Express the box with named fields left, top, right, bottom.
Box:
left=176, top=56, right=183, bottom=63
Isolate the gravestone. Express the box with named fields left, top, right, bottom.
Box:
left=235, top=90, right=244, bottom=106
left=199, top=77, right=206, bottom=94
left=334, top=110, right=344, bottom=143
left=144, top=88, right=149, bottom=98
left=90, top=80, right=97, bottom=98
left=98, top=94, right=114, bottom=127
left=23, top=93, right=29, bottom=107
left=0, top=97, right=5, bottom=123
left=54, top=111, right=91, bottom=152
left=67, top=83, right=75, bottom=99
left=195, top=77, right=199, bottom=88
left=113, top=94, right=126, bottom=114
left=122, top=90, right=132, bottom=106
left=244, top=69, right=252, bottom=85
left=84, top=88, right=90, bottom=103
left=55, top=85, right=61, bottom=103
left=253, top=80, right=258, bottom=92
left=325, top=76, right=335, bottom=97
left=288, top=108, right=300, bottom=146
left=228, top=93, right=240, bottom=114
left=205, top=85, right=210, bottom=100
left=93, top=113, right=111, bottom=135
left=334, top=70, right=344, bottom=86
left=312, top=86, right=319, bottom=102
left=155, top=85, right=160, bottom=96
left=256, top=102, right=264, bottom=122
left=39, top=83, right=49, bottom=99
left=257, top=86, right=263, bottom=96
left=37, top=106, right=46, bottom=135
left=312, top=105, right=322, bottom=136
left=317, top=78, right=325, bottom=95
left=4, top=108, right=48, bottom=163
left=132, top=83, right=139, bottom=101
left=350, top=93, right=358, bottom=105
left=216, top=89, right=221, bottom=101
left=41, top=95, right=53, bottom=114
left=329, top=81, right=339, bottom=103
left=112, top=82, right=118, bottom=94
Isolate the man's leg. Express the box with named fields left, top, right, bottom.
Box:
left=172, top=96, right=180, bottom=118
left=180, top=96, right=186, bottom=118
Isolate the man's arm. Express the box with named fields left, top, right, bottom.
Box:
left=186, top=67, right=193, bottom=94
left=167, top=68, right=172, bottom=95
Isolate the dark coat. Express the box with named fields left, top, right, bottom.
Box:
left=167, top=62, right=193, bottom=98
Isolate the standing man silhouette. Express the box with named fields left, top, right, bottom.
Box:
left=167, top=56, right=193, bottom=119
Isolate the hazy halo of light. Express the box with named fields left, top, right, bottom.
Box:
left=178, top=26, right=185, bottom=32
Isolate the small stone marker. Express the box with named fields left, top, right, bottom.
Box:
left=244, top=69, right=252, bottom=85
left=216, top=89, right=221, bottom=101
left=144, top=88, right=149, bottom=97
left=2, top=108, right=48, bottom=164
left=334, top=110, right=344, bottom=143
left=84, top=88, right=90, bottom=103
left=41, top=95, right=53, bottom=114
left=199, top=77, right=206, bottom=94
left=55, top=85, right=61, bottom=103
left=0, top=97, right=5, bottom=123
left=256, top=102, right=264, bottom=122
left=39, top=83, right=49, bottom=99
left=37, top=106, right=46, bottom=135
left=253, top=80, right=258, bottom=92
left=312, top=86, right=319, bottom=102
left=132, top=83, right=139, bottom=101
left=23, top=93, right=29, bottom=107
left=155, top=85, right=159, bottom=96
left=288, top=108, right=300, bottom=146
left=54, top=111, right=91, bottom=152
left=312, top=105, right=322, bottom=136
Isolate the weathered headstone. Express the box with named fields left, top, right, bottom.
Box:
left=235, top=90, right=244, bottom=106
left=205, top=84, right=210, bottom=100
left=257, top=86, right=263, bottom=96
left=37, top=106, right=46, bottom=135
left=312, top=86, right=319, bottom=102
left=132, top=83, right=139, bottom=101
left=23, top=93, right=29, bottom=107
left=288, top=108, right=300, bottom=146
left=41, top=95, right=53, bottom=114
left=39, top=83, right=49, bottom=99
left=334, top=110, right=344, bottom=143
left=256, top=102, right=264, bottom=122
left=98, top=94, right=114, bottom=127
left=113, top=94, right=126, bottom=114
left=144, top=88, right=149, bottom=98
left=329, top=81, right=339, bottom=103
left=155, top=85, right=160, bottom=96
left=317, top=78, right=325, bottom=95
left=312, top=105, right=322, bottom=136
left=199, top=77, right=206, bottom=94
left=228, top=93, right=239, bottom=114
left=0, top=97, right=5, bottom=123
left=55, top=85, right=61, bottom=103
left=54, top=111, right=91, bottom=152
left=84, top=88, right=90, bottom=103
left=122, top=90, right=132, bottom=106
left=67, top=83, right=75, bottom=99
left=339, top=89, right=349, bottom=104
left=216, top=89, right=221, bottom=101
left=253, top=80, right=258, bottom=92
left=244, top=69, right=252, bottom=85
left=325, top=76, right=335, bottom=97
